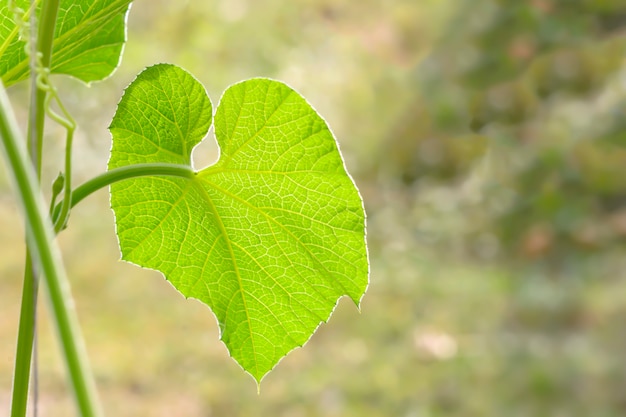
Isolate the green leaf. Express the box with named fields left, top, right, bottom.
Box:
left=0, top=0, right=132, bottom=86
left=109, top=64, right=369, bottom=383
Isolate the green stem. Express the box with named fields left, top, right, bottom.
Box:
left=51, top=104, right=75, bottom=233
left=11, top=0, right=60, bottom=414
left=10, top=252, right=38, bottom=417
left=1, top=85, right=103, bottom=417
left=11, top=0, right=62, bottom=415
left=31, top=0, right=59, bottom=171
left=52, top=163, right=196, bottom=223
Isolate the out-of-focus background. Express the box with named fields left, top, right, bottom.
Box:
left=2, top=0, right=626, bottom=415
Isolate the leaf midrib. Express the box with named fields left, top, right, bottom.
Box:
left=190, top=179, right=259, bottom=375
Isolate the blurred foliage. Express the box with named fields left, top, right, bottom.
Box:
left=380, top=0, right=626, bottom=269
left=2, top=0, right=626, bottom=416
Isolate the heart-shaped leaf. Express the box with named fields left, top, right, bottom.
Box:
left=1, top=0, right=132, bottom=86
left=108, top=64, right=369, bottom=382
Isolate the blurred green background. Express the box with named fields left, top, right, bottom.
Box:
left=2, top=0, right=626, bottom=415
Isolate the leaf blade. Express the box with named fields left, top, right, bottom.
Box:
left=109, top=64, right=368, bottom=382
left=1, top=0, right=132, bottom=86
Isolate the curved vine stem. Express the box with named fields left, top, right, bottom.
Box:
left=45, top=91, right=76, bottom=233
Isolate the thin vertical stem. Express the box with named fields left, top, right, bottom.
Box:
left=11, top=0, right=43, bottom=413
left=29, top=1, right=40, bottom=414
left=10, top=253, right=39, bottom=417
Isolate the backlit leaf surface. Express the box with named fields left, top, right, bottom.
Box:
left=0, top=0, right=132, bottom=86
left=109, top=64, right=368, bottom=382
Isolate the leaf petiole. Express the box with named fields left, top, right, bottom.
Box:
left=52, top=163, right=196, bottom=225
